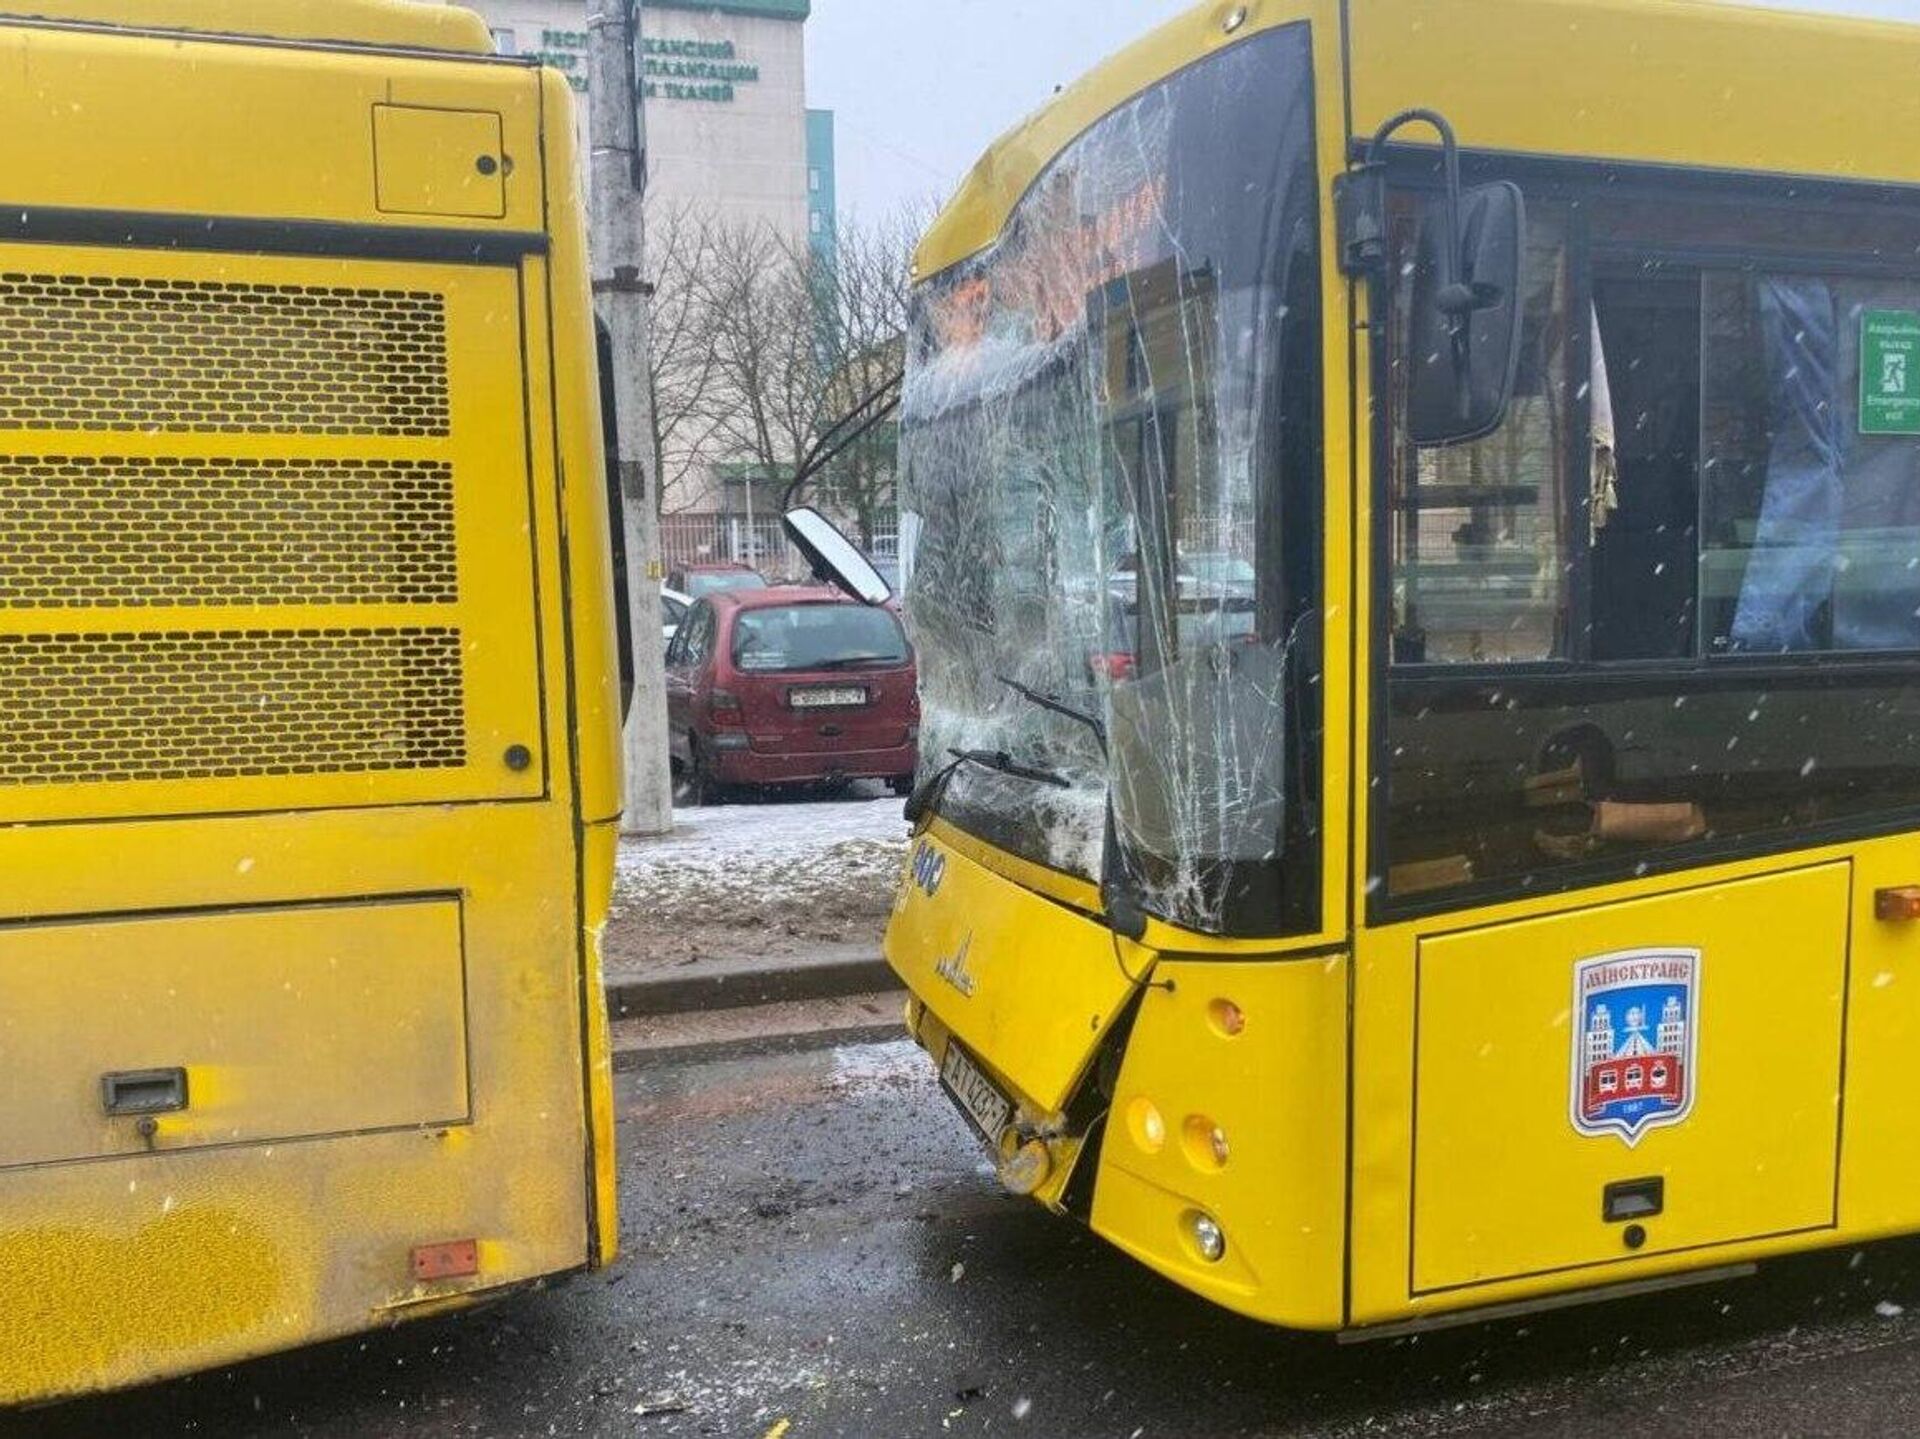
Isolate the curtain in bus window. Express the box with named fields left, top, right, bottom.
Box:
left=1723, top=276, right=1920, bottom=652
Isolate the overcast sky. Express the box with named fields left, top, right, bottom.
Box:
left=806, top=0, right=1920, bottom=223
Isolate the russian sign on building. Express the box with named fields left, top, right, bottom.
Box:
left=641, top=36, right=760, bottom=103
left=529, top=28, right=589, bottom=91
left=519, top=28, right=763, bottom=103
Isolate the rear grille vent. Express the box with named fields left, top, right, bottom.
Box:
left=0, top=456, right=458, bottom=608
left=0, top=628, right=467, bottom=784
left=0, top=274, right=450, bottom=436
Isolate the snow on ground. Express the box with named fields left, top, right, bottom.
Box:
left=617, top=796, right=908, bottom=872
left=608, top=794, right=910, bottom=974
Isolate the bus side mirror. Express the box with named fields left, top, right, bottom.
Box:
left=782, top=506, right=893, bottom=606
left=1407, top=181, right=1526, bottom=446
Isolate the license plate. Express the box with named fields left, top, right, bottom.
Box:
left=789, top=686, right=868, bottom=709
left=940, top=1039, right=1012, bottom=1146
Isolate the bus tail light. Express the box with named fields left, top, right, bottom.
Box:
left=410, top=1239, right=479, bottom=1281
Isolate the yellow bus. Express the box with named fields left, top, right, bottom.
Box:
left=837, top=0, right=1920, bottom=1337
left=0, top=0, right=624, bottom=1403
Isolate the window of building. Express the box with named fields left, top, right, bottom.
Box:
left=808, top=212, right=823, bottom=236
left=490, top=27, right=516, bottom=55
left=809, top=169, right=822, bottom=194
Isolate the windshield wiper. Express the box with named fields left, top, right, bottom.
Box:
left=949, top=747, right=1071, bottom=789
left=996, top=674, right=1107, bottom=757
left=812, top=653, right=904, bottom=671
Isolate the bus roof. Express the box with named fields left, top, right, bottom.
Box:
left=0, top=0, right=495, bottom=54
left=914, top=0, right=1238, bottom=284
left=914, top=0, right=1920, bottom=283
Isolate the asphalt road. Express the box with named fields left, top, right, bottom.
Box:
left=19, top=1038, right=1920, bottom=1438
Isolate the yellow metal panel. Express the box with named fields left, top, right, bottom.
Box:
left=580, top=820, right=621, bottom=1264
left=885, top=822, right=1139, bottom=1116
left=0, top=2, right=616, bottom=1405
left=0, top=0, right=493, bottom=53
left=0, top=243, right=544, bottom=824
left=0, top=26, right=538, bottom=232
left=1090, top=953, right=1347, bottom=1329
left=534, top=70, right=625, bottom=827
left=1411, top=864, right=1847, bottom=1294
left=0, top=898, right=467, bottom=1169
left=0, top=802, right=589, bottom=1405
left=1349, top=0, right=1920, bottom=188
left=1836, top=850, right=1920, bottom=1238
left=374, top=105, right=506, bottom=218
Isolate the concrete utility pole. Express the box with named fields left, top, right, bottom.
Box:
left=587, top=0, right=674, bottom=835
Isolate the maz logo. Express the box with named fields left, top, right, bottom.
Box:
left=934, top=935, right=976, bottom=997
left=911, top=840, right=946, bottom=897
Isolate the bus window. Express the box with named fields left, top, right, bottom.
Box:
left=1701, top=271, right=1920, bottom=654
left=1382, top=184, right=1920, bottom=905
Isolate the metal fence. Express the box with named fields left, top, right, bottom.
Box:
left=658, top=512, right=897, bottom=583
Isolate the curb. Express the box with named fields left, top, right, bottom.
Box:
left=611, top=1018, right=907, bottom=1072
left=607, top=953, right=895, bottom=1018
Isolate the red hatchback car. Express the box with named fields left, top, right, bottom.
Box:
left=665, top=587, right=919, bottom=801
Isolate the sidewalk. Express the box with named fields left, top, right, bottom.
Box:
left=605, top=792, right=910, bottom=1066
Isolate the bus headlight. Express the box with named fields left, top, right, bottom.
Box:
left=997, top=1136, right=1052, bottom=1196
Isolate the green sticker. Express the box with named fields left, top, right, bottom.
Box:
left=1862, top=309, right=1920, bottom=435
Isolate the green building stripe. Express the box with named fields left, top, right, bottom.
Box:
left=642, top=0, right=810, bottom=21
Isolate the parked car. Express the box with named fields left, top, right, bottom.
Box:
left=665, top=587, right=918, bottom=802
left=661, top=585, right=691, bottom=647
left=667, top=561, right=768, bottom=600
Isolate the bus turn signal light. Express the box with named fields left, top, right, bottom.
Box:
left=1876, top=886, right=1920, bottom=921
left=410, top=1239, right=479, bottom=1282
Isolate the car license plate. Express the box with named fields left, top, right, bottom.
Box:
left=940, top=1039, right=1012, bottom=1146
left=789, top=686, right=868, bottom=709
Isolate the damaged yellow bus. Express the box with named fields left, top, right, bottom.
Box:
left=800, top=0, right=1920, bottom=1336
left=0, top=0, right=624, bottom=1404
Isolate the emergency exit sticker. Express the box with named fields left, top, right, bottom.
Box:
left=1861, top=309, right=1920, bottom=435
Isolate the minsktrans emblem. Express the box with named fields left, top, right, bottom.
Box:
left=1570, top=948, right=1700, bottom=1146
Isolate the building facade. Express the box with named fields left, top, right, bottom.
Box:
left=456, top=0, right=826, bottom=241
left=445, top=0, right=835, bottom=551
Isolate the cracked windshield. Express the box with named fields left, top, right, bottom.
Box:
left=899, top=22, right=1322, bottom=936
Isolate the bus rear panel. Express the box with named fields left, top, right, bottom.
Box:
left=0, top=3, right=623, bottom=1405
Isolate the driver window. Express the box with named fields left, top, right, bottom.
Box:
left=1388, top=205, right=1572, bottom=664
left=1382, top=189, right=1920, bottom=906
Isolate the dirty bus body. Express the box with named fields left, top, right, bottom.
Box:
left=886, top=0, right=1920, bottom=1334
left=0, top=0, right=624, bottom=1404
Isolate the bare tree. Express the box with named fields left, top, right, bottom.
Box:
left=807, top=210, right=922, bottom=545
left=643, top=203, right=728, bottom=512
left=646, top=204, right=927, bottom=540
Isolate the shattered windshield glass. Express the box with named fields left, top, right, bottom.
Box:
left=898, top=23, right=1322, bottom=937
